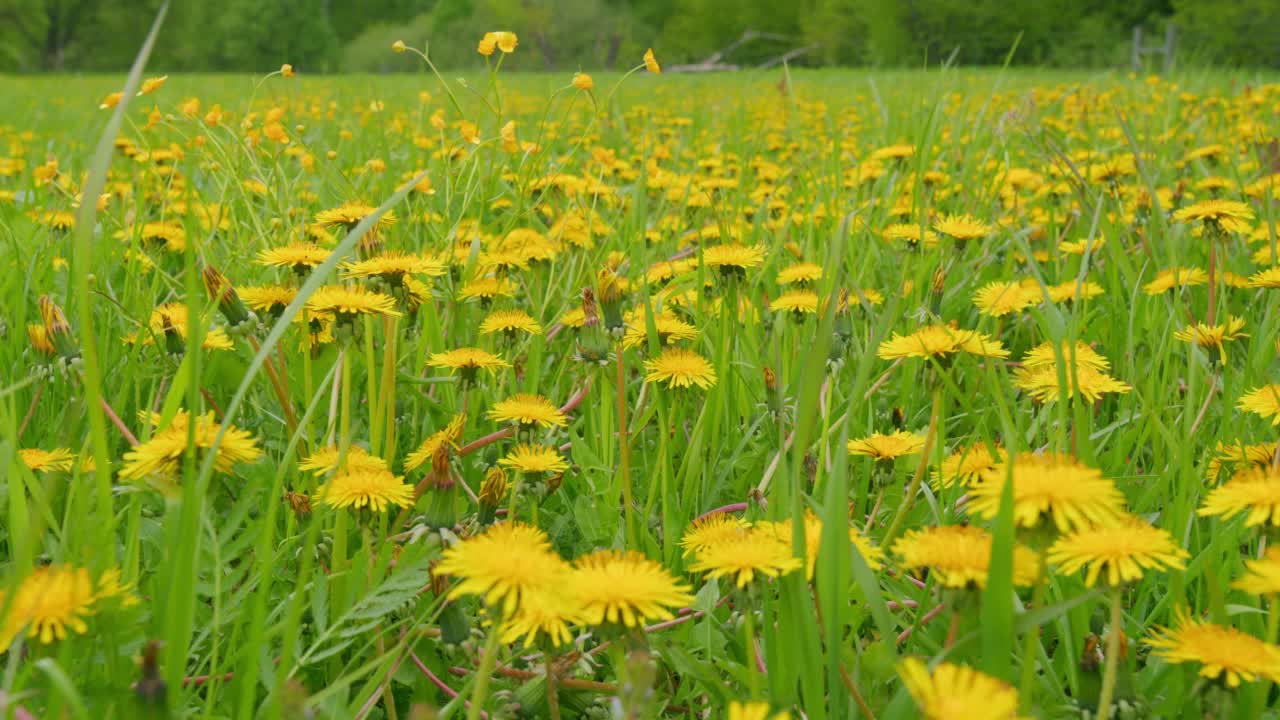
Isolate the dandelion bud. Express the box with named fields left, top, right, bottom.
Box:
left=280, top=63, right=294, bottom=78
left=479, top=466, right=508, bottom=510
left=930, top=267, right=947, bottom=315
left=285, top=490, right=312, bottom=518
left=762, top=366, right=777, bottom=392
left=576, top=288, right=612, bottom=365
left=135, top=641, right=167, bottom=705
left=572, top=72, right=594, bottom=91
left=28, top=323, right=55, bottom=357
left=39, top=295, right=80, bottom=363
left=392, top=40, right=407, bottom=53
left=202, top=265, right=255, bottom=332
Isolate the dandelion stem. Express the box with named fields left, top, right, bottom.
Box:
left=1097, top=585, right=1123, bottom=720
left=1018, top=570, right=1048, bottom=710
left=468, top=620, right=503, bottom=720
left=617, top=349, right=636, bottom=547
left=880, top=388, right=942, bottom=548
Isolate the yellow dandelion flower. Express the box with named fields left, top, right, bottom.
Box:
left=882, top=223, right=939, bottom=248
left=1239, top=385, right=1280, bottom=425
left=932, top=443, right=1003, bottom=490
left=621, top=313, right=698, bottom=349
left=877, top=325, right=1010, bottom=361
left=680, top=513, right=749, bottom=558
left=298, top=445, right=388, bottom=475
left=119, top=410, right=261, bottom=480
left=758, top=510, right=883, bottom=579
left=499, top=586, right=576, bottom=647
left=257, top=243, right=331, bottom=273
left=458, top=276, right=517, bottom=302
left=238, top=285, right=298, bottom=315
left=427, top=347, right=510, bottom=377
left=686, top=527, right=802, bottom=588
left=898, top=658, right=1028, bottom=720
left=1174, top=316, right=1247, bottom=362
left=314, top=202, right=397, bottom=233
left=18, top=448, right=76, bottom=473
left=934, top=213, right=993, bottom=242
left=498, top=443, right=569, bottom=475
left=970, top=453, right=1126, bottom=532
left=568, top=550, right=693, bottom=627
left=847, top=430, right=927, bottom=461
left=404, top=414, right=467, bottom=471
left=1234, top=547, right=1280, bottom=596
left=313, top=467, right=415, bottom=512
left=777, top=262, right=824, bottom=285
left=1200, top=465, right=1280, bottom=527
left=1021, top=341, right=1111, bottom=371
left=703, top=243, right=767, bottom=276
left=342, top=252, right=445, bottom=282
left=306, top=285, right=400, bottom=320
left=770, top=289, right=820, bottom=315
left=1143, top=266, right=1208, bottom=295
left=973, top=281, right=1038, bottom=317
left=1047, top=517, right=1188, bottom=586
left=893, top=525, right=1041, bottom=589
left=479, top=309, right=543, bottom=337
left=435, top=522, right=570, bottom=616
left=1012, top=364, right=1132, bottom=403
left=1147, top=608, right=1280, bottom=687
left=1173, top=199, right=1255, bottom=234
left=727, top=701, right=791, bottom=720
left=644, top=47, right=661, bottom=74
left=488, top=394, right=567, bottom=428
left=644, top=348, right=717, bottom=390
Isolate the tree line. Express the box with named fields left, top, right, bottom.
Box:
left=1, top=0, right=1277, bottom=73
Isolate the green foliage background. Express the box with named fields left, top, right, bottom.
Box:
left=0, top=1, right=1276, bottom=72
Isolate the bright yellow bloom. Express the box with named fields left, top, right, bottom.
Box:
left=932, top=443, right=1003, bottom=489
left=770, top=289, right=819, bottom=315
left=1020, top=341, right=1110, bottom=371
left=1142, top=266, right=1208, bottom=295
left=298, top=445, right=388, bottom=475
left=973, top=281, right=1037, bottom=317
left=687, top=526, right=802, bottom=588
left=498, top=443, right=569, bottom=475
left=777, top=262, right=824, bottom=285
left=342, top=252, right=445, bottom=282
left=306, top=286, right=400, bottom=320
left=257, top=243, right=331, bottom=272
left=427, top=347, right=510, bottom=375
left=877, top=325, right=1009, bottom=361
left=1234, top=547, right=1280, bottom=596
left=1012, top=364, right=1132, bottom=404
left=18, top=448, right=76, bottom=473
left=1173, top=199, right=1255, bottom=234
left=479, top=309, right=543, bottom=337
left=568, top=550, right=693, bottom=627
left=1173, top=316, right=1247, bottom=362
left=970, top=453, right=1125, bottom=532
left=0, top=565, right=137, bottom=648
left=488, top=394, right=567, bottom=428
left=758, top=510, right=884, bottom=579
left=727, top=701, right=791, bottom=720
left=1147, top=608, right=1280, bottom=687
left=119, top=410, right=261, bottom=480
left=933, top=213, right=992, bottom=242
left=1238, top=385, right=1280, bottom=425
left=847, top=431, right=926, bottom=461
left=1047, top=517, right=1188, bottom=586
left=894, top=525, right=1041, bottom=589
left=644, top=48, right=661, bottom=74
left=680, top=513, right=749, bottom=558
left=572, top=72, right=594, bottom=91
left=644, top=348, right=717, bottom=390
left=313, top=467, right=414, bottom=512
left=404, top=414, right=467, bottom=471
left=703, top=243, right=766, bottom=274
left=1199, top=465, right=1280, bottom=527
left=435, top=522, right=569, bottom=617
left=898, top=658, right=1028, bottom=720
left=137, top=75, right=168, bottom=95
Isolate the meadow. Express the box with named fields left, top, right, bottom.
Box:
left=3, top=33, right=1280, bottom=720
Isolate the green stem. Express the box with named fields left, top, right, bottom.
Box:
left=880, top=388, right=942, bottom=548
left=1097, top=585, right=1123, bottom=720
left=1268, top=593, right=1279, bottom=645
left=744, top=590, right=761, bottom=699
left=1018, top=569, right=1048, bottom=710
left=617, top=350, right=635, bottom=548
left=468, top=619, right=503, bottom=720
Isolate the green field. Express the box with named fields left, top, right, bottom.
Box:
left=4, top=56, right=1280, bottom=719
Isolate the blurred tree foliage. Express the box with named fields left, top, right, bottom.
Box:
left=0, top=0, right=1274, bottom=72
